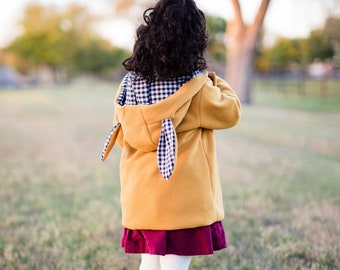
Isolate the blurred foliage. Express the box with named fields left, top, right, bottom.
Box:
left=255, top=16, right=340, bottom=73
left=5, top=3, right=129, bottom=77
left=307, top=30, right=334, bottom=62
left=324, top=17, right=340, bottom=44
left=206, top=15, right=227, bottom=63
left=70, top=39, right=128, bottom=74
left=205, top=14, right=340, bottom=74
left=267, top=38, right=300, bottom=70
left=3, top=2, right=340, bottom=77
left=9, top=3, right=65, bottom=67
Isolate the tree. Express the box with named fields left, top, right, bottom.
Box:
left=226, top=0, right=271, bottom=103
left=324, top=17, right=340, bottom=67
left=267, top=37, right=300, bottom=71
left=206, top=15, right=227, bottom=63
left=71, top=38, right=129, bottom=73
left=114, top=0, right=271, bottom=104
left=9, top=3, right=65, bottom=67
left=324, top=17, right=340, bottom=45
left=307, top=30, right=334, bottom=62
left=7, top=2, right=129, bottom=77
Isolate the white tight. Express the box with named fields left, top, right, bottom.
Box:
left=139, top=254, right=192, bottom=270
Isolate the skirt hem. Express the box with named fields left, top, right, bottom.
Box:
left=120, top=221, right=227, bottom=256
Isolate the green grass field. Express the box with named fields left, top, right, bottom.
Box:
left=0, top=78, right=339, bottom=270
left=252, top=77, right=340, bottom=112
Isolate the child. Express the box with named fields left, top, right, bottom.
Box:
left=101, top=0, right=241, bottom=269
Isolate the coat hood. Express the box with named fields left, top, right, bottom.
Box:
left=115, top=72, right=208, bottom=152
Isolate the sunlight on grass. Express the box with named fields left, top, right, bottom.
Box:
left=0, top=79, right=339, bottom=269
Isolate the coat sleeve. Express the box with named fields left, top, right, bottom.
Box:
left=199, top=73, right=241, bottom=129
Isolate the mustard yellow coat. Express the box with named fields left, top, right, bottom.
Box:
left=102, top=72, right=241, bottom=230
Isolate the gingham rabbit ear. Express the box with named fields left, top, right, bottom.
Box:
left=157, top=118, right=177, bottom=180
left=101, top=120, right=121, bottom=161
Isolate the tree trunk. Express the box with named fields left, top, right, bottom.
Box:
left=226, top=23, right=255, bottom=104
left=226, top=0, right=271, bottom=104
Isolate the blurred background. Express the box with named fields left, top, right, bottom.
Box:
left=0, top=0, right=340, bottom=93
left=0, top=0, right=339, bottom=269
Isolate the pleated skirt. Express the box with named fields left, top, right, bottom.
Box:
left=121, top=221, right=227, bottom=256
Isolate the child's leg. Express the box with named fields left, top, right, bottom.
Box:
left=159, top=254, right=192, bottom=270
left=139, top=254, right=161, bottom=270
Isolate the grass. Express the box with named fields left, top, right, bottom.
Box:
left=0, top=78, right=339, bottom=269
left=252, top=77, right=340, bottom=112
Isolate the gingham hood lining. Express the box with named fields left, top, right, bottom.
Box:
left=115, top=71, right=203, bottom=151
left=101, top=70, right=207, bottom=179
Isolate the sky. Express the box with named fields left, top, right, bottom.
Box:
left=0, top=0, right=339, bottom=49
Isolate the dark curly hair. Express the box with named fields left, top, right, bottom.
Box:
left=123, top=0, right=208, bottom=80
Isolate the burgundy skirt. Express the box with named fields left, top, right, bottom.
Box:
left=120, top=221, right=227, bottom=256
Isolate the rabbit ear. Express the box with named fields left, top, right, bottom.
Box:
left=101, top=120, right=121, bottom=162
left=157, top=119, right=177, bottom=180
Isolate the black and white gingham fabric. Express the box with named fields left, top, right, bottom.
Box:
left=118, top=70, right=202, bottom=106
left=101, top=119, right=120, bottom=161
left=102, top=70, right=202, bottom=180
left=157, top=118, right=176, bottom=179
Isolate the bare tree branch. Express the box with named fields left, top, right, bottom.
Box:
left=230, top=0, right=244, bottom=26
left=252, top=0, right=271, bottom=35
left=227, top=0, right=272, bottom=103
